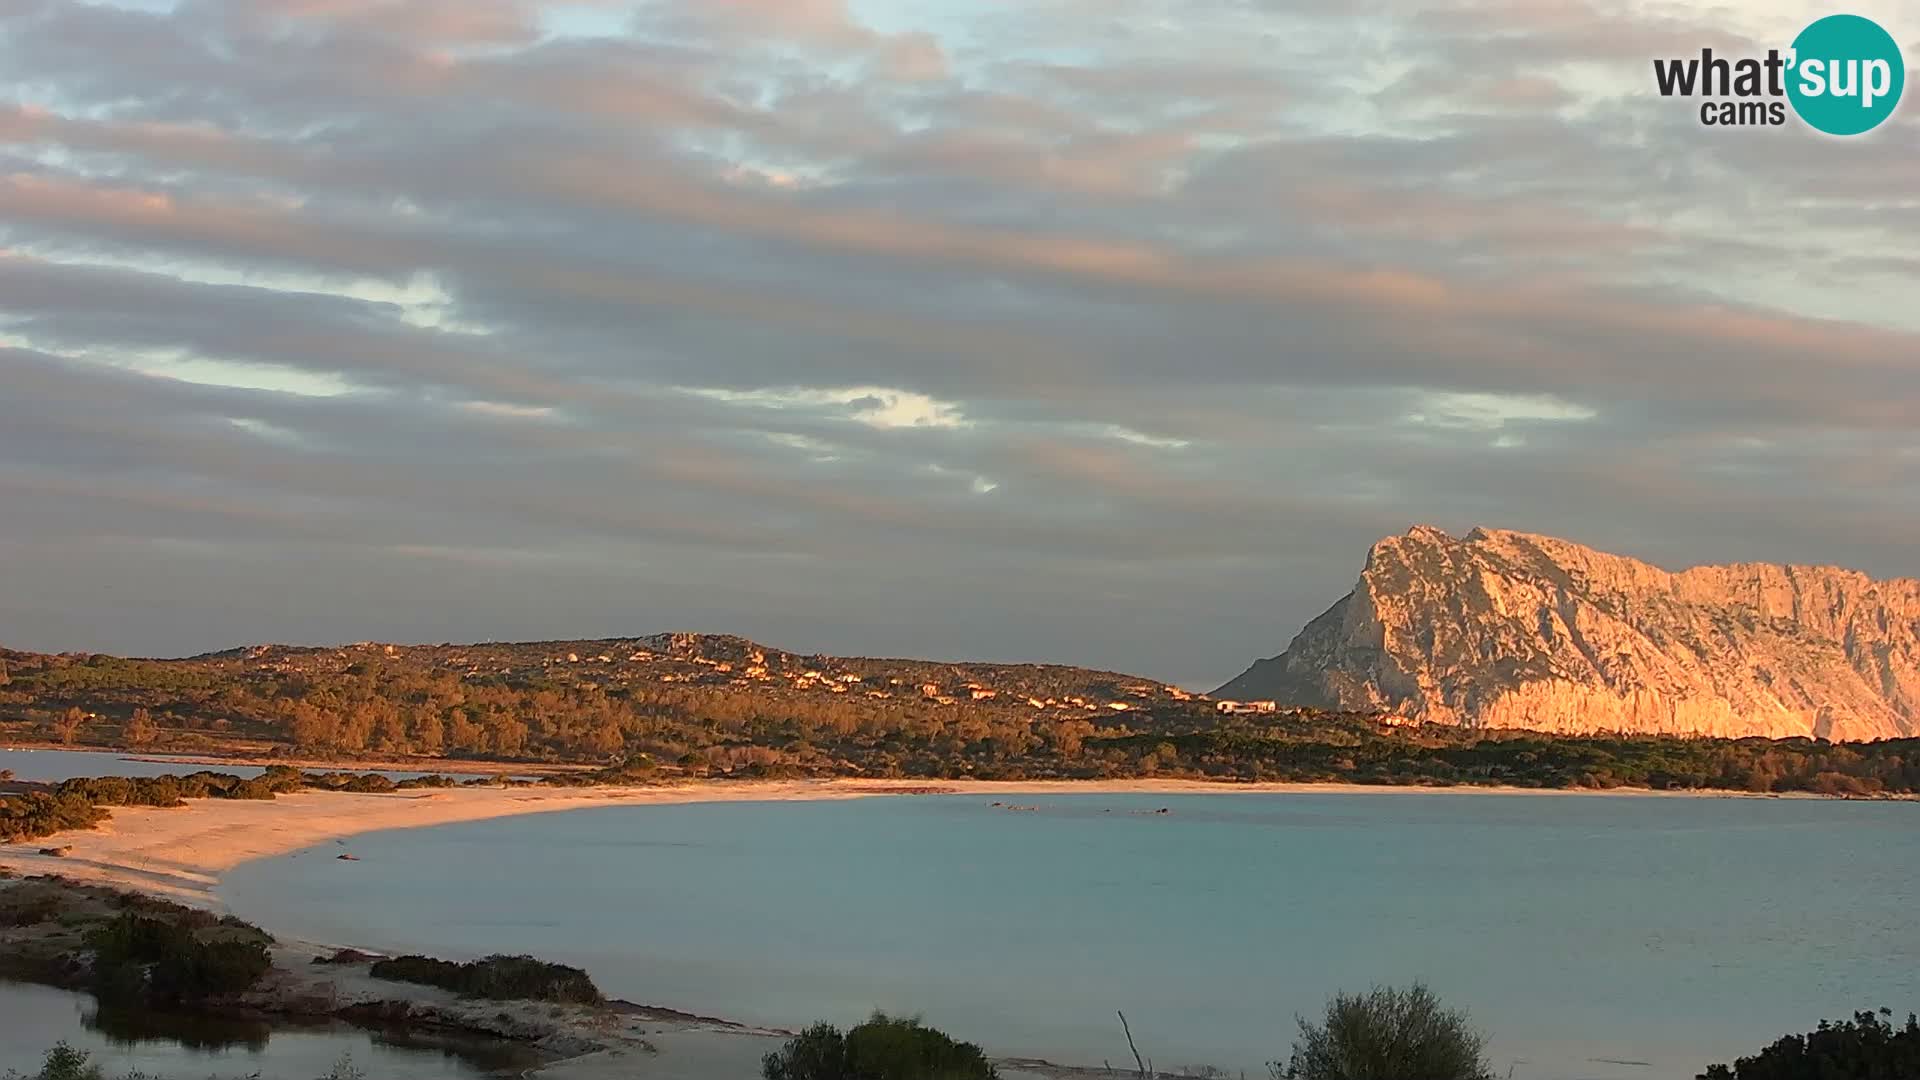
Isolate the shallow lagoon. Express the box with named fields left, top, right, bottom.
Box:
left=0, top=748, right=280, bottom=783
left=0, top=748, right=450, bottom=784
left=0, top=981, right=529, bottom=1078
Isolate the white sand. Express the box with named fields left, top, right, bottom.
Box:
left=0, top=776, right=1746, bottom=1079
left=0, top=776, right=1749, bottom=906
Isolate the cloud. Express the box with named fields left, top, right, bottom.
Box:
left=0, top=0, right=1914, bottom=687
left=680, top=386, right=972, bottom=430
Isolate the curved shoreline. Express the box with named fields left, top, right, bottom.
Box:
left=0, top=776, right=1843, bottom=907
left=2, top=778, right=1368, bottom=1080
left=2, top=779, right=1906, bottom=1079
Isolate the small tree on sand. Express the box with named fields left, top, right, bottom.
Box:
left=1273, top=983, right=1494, bottom=1080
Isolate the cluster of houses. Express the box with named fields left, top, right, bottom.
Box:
left=239, top=640, right=1295, bottom=722
left=517, top=649, right=1293, bottom=719
left=1214, top=698, right=1280, bottom=714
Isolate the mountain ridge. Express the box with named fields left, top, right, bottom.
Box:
left=1216, top=526, right=1920, bottom=740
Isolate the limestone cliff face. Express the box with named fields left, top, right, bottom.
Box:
left=1216, top=526, right=1920, bottom=740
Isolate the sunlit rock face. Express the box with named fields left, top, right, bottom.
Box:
left=1217, top=526, right=1920, bottom=740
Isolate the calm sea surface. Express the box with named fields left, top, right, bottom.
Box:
left=217, top=791, right=1920, bottom=1080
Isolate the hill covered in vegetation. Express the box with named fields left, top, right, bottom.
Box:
left=3, top=634, right=1918, bottom=795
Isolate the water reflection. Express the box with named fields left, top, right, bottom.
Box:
left=0, top=982, right=539, bottom=1079
left=85, top=998, right=273, bottom=1053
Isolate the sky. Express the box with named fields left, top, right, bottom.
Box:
left=1, top=0, right=1916, bottom=688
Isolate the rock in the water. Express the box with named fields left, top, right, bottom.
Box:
left=1216, top=526, right=1919, bottom=740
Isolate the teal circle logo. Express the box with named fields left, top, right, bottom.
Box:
left=1787, top=15, right=1904, bottom=135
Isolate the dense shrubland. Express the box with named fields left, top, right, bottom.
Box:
left=3, top=643, right=1918, bottom=795
left=764, top=1014, right=999, bottom=1080
left=366, top=952, right=604, bottom=1004
left=86, top=912, right=272, bottom=1004
left=0, top=767, right=468, bottom=844
left=1697, top=1010, right=1920, bottom=1079
left=0, top=877, right=274, bottom=1008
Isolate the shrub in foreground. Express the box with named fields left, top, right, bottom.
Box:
left=1274, top=983, right=1494, bottom=1080
left=367, top=953, right=603, bottom=1005
left=764, top=1013, right=998, bottom=1080
left=86, top=913, right=271, bottom=1004
left=1698, top=1009, right=1920, bottom=1079
left=3, top=1042, right=102, bottom=1080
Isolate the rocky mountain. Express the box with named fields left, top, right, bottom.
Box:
left=1216, top=526, right=1920, bottom=740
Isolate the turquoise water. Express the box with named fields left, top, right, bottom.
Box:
left=221, top=792, right=1920, bottom=1080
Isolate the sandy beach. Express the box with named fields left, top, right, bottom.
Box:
left=0, top=777, right=1815, bottom=1080
left=3, top=777, right=1338, bottom=1080
left=0, top=776, right=1761, bottom=907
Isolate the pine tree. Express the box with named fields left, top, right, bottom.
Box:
left=123, top=707, right=159, bottom=748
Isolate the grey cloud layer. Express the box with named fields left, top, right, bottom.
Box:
left=1, top=0, right=1914, bottom=685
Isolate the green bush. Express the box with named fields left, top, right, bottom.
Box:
left=86, top=913, right=271, bottom=1004
left=6, top=1042, right=103, bottom=1080
left=1274, top=984, right=1493, bottom=1080
left=764, top=1014, right=998, bottom=1080
left=766, top=1023, right=854, bottom=1080
left=0, top=768, right=413, bottom=844
left=0, top=791, right=110, bottom=843
left=1698, top=1009, right=1920, bottom=1079
left=394, top=774, right=455, bottom=789
left=367, top=953, right=603, bottom=1005
left=302, top=772, right=398, bottom=794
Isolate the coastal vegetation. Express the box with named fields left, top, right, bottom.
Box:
left=3, top=1043, right=104, bottom=1080
left=3, top=637, right=1919, bottom=797
left=0, top=875, right=274, bottom=1011
left=1697, top=1009, right=1920, bottom=1079
left=1, top=876, right=607, bottom=1073
left=764, top=1014, right=999, bottom=1080
left=86, top=911, right=272, bottom=1005
left=6, top=992, right=1919, bottom=1080
left=1274, top=983, right=1493, bottom=1080
left=0, top=768, right=465, bottom=845
left=365, top=952, right=604, bottom=1005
